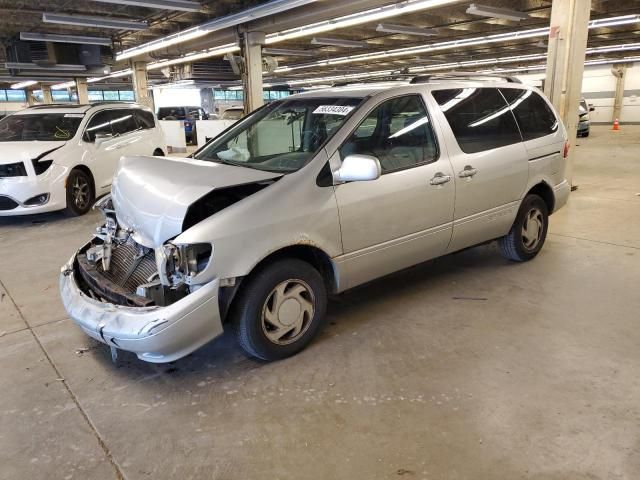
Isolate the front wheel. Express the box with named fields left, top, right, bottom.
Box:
left=232, top=259, right=328, bottom=361
left=65, top=169, right=94, bottom=216
left=498, top=194, right=549, bottom=262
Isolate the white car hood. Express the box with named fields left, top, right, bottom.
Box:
left=0, top=141, right=65, bottom=164
left=112, top=155, right=281, bottom=248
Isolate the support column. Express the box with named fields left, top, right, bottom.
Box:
left=26, top=89, right=36, bottom=106
left=131, top=61, right=154, bottom=110
left=544, top=0, right=591, bottom=187
left=611, top=65, right=626, bottom=122
left=75, top=78, right=89, bottom=104
left=41, top=85, right=53, bottom=104
left=242, top=31, right=265, bottom=114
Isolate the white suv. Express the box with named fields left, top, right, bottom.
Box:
left=0, top=103, right=166, bottom=216
left=60, top=77, right=570, bottom=363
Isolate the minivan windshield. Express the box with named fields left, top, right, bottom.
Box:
left=0, top=113, right=83, bottom=142
left=194, top=96, right=363, bottom=173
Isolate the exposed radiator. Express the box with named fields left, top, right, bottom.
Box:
left=98, top=238, right=156, bottom=293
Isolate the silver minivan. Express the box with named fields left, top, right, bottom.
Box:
left=60, top=76, right=570, bottom=363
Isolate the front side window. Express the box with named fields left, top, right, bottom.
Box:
left=0, top=113, right=82, bottom=142
left=432, top=88, right=521, bottom=154
left=500, top=89, right=559, bottom=141
left=339, top=95, right=438, bottom=173
left=194, top=97, right=363, bottom=173
left=84, top=109, right=138, bottom=142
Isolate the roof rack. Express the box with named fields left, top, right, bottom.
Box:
left=410, top=72, right=522, bottom=84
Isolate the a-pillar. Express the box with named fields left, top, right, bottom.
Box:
left=543, top=0, right=591, bottom=186
left=41, top=85, right=53, bottom=104
left=75, top=78, right=89, bottom=104
left=242, top=31, right=265, bottom=114
left=131, top=61, right=154, bottom=110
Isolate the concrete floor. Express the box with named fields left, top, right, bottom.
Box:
left=1, top=125, right=639, bottom=480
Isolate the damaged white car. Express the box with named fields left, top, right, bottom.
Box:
left=60, top=77, right=570, bottom=363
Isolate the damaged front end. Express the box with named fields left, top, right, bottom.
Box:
left=77, top=194, right=212, bottom=308
left=59, top=195, right=223, bottom=363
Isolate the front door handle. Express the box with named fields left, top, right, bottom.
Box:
left=430, top=173, right=452, bottom=186
left=458, top=166, right=478, bottom=178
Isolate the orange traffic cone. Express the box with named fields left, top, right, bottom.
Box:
left=612, top=118, right=620, bottom=131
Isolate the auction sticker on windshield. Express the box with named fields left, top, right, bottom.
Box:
left=313, top=105, right=355, bottom=116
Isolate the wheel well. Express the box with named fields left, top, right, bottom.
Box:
left=220, top=245, right=337, bottom=324
left=527, top=182, right=555, bottom=214
left=253, top=245, right=337, bottom=293
left=69, top=165, right=95, bottom=194
left=153, top=148, right=165, bottom=156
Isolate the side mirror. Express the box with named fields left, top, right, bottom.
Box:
left=94, top=132, right=113, bottom=146
left=334, top=154, right=381, bottom=183
left=589, top=105, right=595, bottom=112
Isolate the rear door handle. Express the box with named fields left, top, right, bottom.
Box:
left=458, top=166, right=478, bottom=178
left=430, top=173, right=452, bottom=186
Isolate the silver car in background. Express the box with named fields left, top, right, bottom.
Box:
left=60, top=76, right=570, bottom=363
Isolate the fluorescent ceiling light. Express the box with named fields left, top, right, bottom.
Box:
left=42, top=12, right=148, bottom=30
left=263, top=48, right=315, bottom=57
left=276, top=14, right=640, bottom=73
left=88, top=69, right=133, bottom=83
left=589, top=14, right=640, bottom=29
left=466, top=4, right=529, bottom=22
left=146, top=43, right=240, bottom=70
left=115, top=0, right=317, bottom=61
left=280, top=41, right=640, bottom=86
left=10, top=80, right=38, bottom=89
left=20, top=32, right=111, bottom=46
left=90, top=0, right=201, bottom=12
left=5, top=62, right=87, bottom=72
left=265, top=0, right=459, bottom=44
left=311, top=37, right=368, bottom=48
left=376, top=23, right=438, bottom=36
left=51, top=81, right=75, bottom=90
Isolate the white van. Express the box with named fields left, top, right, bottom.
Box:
left=0, top=102, right=166, bottom=216
left=61, top=76, right=570, bottom=363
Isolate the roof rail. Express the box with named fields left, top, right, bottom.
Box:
left=27, top=103, right=87, bottom=109
left=86, top=101, right=139, bottom=107
left=410, top=72, right=522, bottom=84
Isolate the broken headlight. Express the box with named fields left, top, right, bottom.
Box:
left=157, top=243, right=213, bottom=286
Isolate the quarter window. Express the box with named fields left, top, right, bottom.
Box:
left=340, top=95, right=438, bottom=173
left=432, top=88, right=521, bottom=154
left=500, top=89, right=559, bottom=141
left=135, top=110, right=156, bottom=129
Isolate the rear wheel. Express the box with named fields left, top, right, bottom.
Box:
left=498, top=194, right=549, bottom=262
left=153, top=148, right=165, bottom=156
left=232, top=259, right=327, bottom=361
left=65, top=169, right=94, bottom=216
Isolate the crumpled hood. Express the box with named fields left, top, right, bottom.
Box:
left=0, top=141, right=65, bottom=165
left=112, top=155, right=281, bottom=248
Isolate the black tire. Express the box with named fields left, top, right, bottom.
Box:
left=498, top=194, right=549, bottom=262
left=65, top=169, right=94, bottom=216
left=153, top=148, right=165, bottom=156
left=232, top=259, right=328, bottom=361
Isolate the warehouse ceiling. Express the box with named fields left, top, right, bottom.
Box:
left=0, top=0, right=639, bottom=88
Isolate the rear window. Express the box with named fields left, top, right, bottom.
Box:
left=157, top=107, right=186, bottom=119
left=432, top=87, right=521, bottom=154
left=500, top=89, right=559, bottom=141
